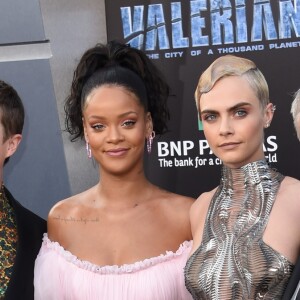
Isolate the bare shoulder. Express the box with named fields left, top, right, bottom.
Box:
left=167, top=190, right=195, bottom=206
left=190, top=187, right=217, bottom=220
left=156, top=187, right=195, bottom=212
left=48, top=194, right=80, bottom=220
left=47, top=188, right=93, bottom=241
left=278, top=176, right=300, bottom=208
left=279, top=176, right=300, bottom=198
left=281, top=175, right=300, bottom=189
left=47, top=196, right=76, bottom=240
left=150, top=188, right=195, bottom=240
left=275, top=176, right=300, bottom=238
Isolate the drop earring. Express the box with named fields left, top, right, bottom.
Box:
left=147, top=131, right=155, bottom=154
left=86, top=142, right=92, bottom=159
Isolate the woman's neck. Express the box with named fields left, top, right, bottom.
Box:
left=220, top=159, right=278, bottom=191
left=94, top=171, right=154, bottom=208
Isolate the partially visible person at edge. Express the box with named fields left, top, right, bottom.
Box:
left=0, top=80, right=46, bottom=300
left=291, top=88, right=300, bottom=141
left=283, top=88, right=300, bottom=300
left=184, top=55, right=300, bottom=299
left=34, top=41, right=194, bottom=300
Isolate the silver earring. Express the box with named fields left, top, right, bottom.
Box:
left=86, top=142, right=92, bottom=159
left=271, top=105, right=276, bottom=112
left=147, top=131, right=155, bottom=154
left=265, top=123, right=270, bottom=128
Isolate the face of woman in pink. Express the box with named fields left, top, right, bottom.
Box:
left=199, top=75, right=274, bottom=169
left=82, top=85, right=152, bottom=176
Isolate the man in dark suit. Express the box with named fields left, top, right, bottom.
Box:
left=0, top=80, right=46, bottom=300
left=282, top=89, right=300, bottom=300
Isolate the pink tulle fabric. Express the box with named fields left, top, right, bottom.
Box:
left=34, top=234, right=193, bottom=300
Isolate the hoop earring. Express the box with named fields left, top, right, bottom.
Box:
left=86, top=142, right=92, bottom=159
left=147, top=131, right=155, bottom=154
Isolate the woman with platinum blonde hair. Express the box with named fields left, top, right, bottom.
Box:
left=185, top=55, right=300, bottom=300
left=291, top=88, right=300, bottom=140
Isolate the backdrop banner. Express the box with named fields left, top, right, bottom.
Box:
left=105, top=0, right=300, bottom=199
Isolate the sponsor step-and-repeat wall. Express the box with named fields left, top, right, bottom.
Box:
left=105, top=0, right=300, bottom=198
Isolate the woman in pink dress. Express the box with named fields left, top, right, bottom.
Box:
left=34, top=41, right=194, bottom=300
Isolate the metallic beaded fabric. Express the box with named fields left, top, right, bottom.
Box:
left=185, top=160, right=294, bottom=299
left=0, top=184, right=18, bottom=298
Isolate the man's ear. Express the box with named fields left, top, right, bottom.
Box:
left=6, top=134, right=22, bottom=158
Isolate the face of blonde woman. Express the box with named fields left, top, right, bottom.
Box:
left=199, top=75, right=273, bottom=169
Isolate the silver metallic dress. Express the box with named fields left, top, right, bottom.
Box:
left=185, top=160, right=294, bottom=299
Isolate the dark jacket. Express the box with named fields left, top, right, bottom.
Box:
left=282, top=256, right=300, bottom=300
left=4, top=187, right=46, bottom=300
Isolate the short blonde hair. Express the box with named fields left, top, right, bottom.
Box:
left=291, top=89, right=300, bottom=120
left=195, top=55, right=270, bottom=111
left=291, top=89, right=300, bottom=140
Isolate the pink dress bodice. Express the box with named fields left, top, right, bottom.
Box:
left=34, top=234, right=193, bottom=300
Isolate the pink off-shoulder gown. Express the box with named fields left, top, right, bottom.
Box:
left=34, top=234, right=193, bottom=300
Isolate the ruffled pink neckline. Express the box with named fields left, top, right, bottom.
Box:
left=42, top=234, right=192, bottom=274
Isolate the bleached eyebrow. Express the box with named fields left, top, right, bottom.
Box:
left=227, top=102, right=252, bottom=112
left=200, top=102, right=252, bottom=115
